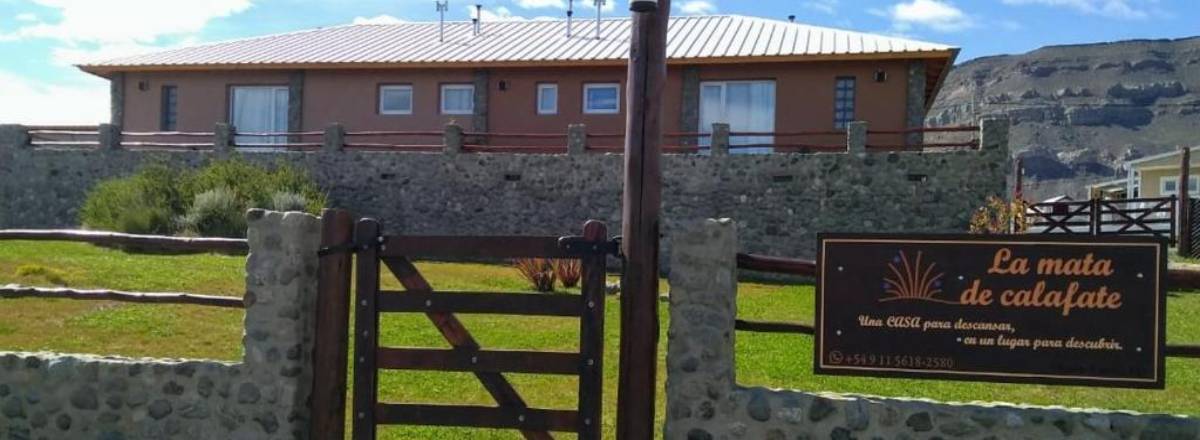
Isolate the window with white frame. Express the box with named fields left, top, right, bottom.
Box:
left=834, top=76, right=856, bottom=129
left=699, top=80, right=777, bottom=154
left=440, top=84, right=475, bottom=115
left=230, top=86, right=288, bottom=146
left=379, top=85, right=413, bottom=115
left=1161, top=176, right=1199, bottom=197
left=537, top=83, right=558, bottom=115
left=583, top=83, right=620, bottom=114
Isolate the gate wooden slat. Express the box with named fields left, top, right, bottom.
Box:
left=376, top=347, right=582, bottom=374
left=380, top=256, right=553, bottom=440
left=310, top=209, right=354, bottom=440
left=381, top=235, right=572, bottom=259
left=576, top=221, right=608, bottom=440
left=352, top=219, right=383, bottom=440
left=375, top=404, right=580, bottom=432
left=376, top=289, right=583, bottom=317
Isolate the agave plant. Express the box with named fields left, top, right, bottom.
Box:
left=514, top=258, right=557, bottom=292
left=552, top=259, right=583, bottom=288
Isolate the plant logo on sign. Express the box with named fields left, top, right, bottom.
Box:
left=880, top=251, right=955, bottom=304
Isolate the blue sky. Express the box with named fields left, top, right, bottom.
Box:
left=0, top=0, right=1195, bottom=124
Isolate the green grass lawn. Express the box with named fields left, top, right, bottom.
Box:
left=0, top=240, right=1197, bottom=439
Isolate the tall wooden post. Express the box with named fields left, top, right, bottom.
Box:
left=617, top=1, right=670, bottom=439
left=1013, top=157, right=1024, bottom=201
left=1179, top=146, right=1191, bottom=256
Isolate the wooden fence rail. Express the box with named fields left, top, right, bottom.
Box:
left=735, top=252, right=1200, bottom=359
left=0, top=229, right=249, bottom=255
left=0, top=285, right=244, bottom=308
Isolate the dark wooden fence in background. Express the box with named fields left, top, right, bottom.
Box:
left=1027, top=197, right=1178, bottom=245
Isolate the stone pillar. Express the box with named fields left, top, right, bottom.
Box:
left=568, top=123, right=588, bottom=155
left=980, top=117, right=1011, bottom=153
left=710, top=123, right=730, bottom=156
left=679, top=66, right=700, bottom=145
left=323, top=123, right=345, bottom=153
left=664, top=218, right=739, bottom=440
left=288, top=71, right=305, bottom=143
left=905, top=61, right=927, bottom=146
left=243, top=209, right=322, bottom=439
left=110, top=73, right=125, bottom=127
left=98, top=123, right=122, bottom=151
left=0, top=124, right=30, bottom=149
left=444, top=123, right=463, bottom=155
left=847, top=121, right=868, bottom=153
left=214, top=122, right=234, bottom=156
left=472, top=69, right=490, bottom=133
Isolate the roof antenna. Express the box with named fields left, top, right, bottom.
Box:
left=593, top=0, right=606, bottom=40
left=788, top=15, right=796, bottom=23
left=567, top=0, right=574, bottom=38
left=474, top=4, right=482, bottom=36
left=436, top=1, right=449, bottom=42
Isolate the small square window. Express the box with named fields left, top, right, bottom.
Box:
left=441, top=84, right=475, bottom=115
left=537, top=84, right=558, bottom=115
left=379, top=85, right=413, bottom=115
left=584, top=83, right=620, bottom=114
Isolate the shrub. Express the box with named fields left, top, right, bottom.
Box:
left=180, top=159, right=326, bottom=215
left=552, top=259, right=582, bottom=288
left=14, top=264, right=68, bottom=286
left=271, top=191, right=309, bottom=212
left=79, top=164, right=182, bottom=235
left=179, top=187, right=247, bottom=238
left=969, top=196, right=1029, bottom=234
left=514, top=258, right=556, bottom=292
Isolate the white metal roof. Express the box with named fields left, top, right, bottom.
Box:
left=78, top=15, right=956, bottom=73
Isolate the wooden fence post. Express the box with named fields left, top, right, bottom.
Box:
left=310, top=209, right=355, bottom=440
left=214, top=123, right=234, bottom=155
left=1179, top=146, right=1192, bottom=256
left=1014, top=157, right=1024, bottom=201
left=444, top=123, right=463, bottom=155
left=568, top=124, right=588, bottom=155
left=710, top=123, right=730, bottom=156
left=617, top=0, right=670, bottom=439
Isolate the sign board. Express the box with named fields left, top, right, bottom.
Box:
left=815, top=234, right=1167, bottom=389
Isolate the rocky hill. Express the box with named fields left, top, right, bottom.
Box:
left=928, top=37, right=1200, bottom=200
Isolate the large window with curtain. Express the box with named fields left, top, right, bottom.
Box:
left=699, top=80, right=776, bottom=154
left=230, top=86, right=288, bottom=147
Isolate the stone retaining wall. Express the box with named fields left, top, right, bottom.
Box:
left=0, top=210, right=322, bottom=439
left=0, top=121, right=1010, bottom=261
left=664, top=219, right=1200, bottom=440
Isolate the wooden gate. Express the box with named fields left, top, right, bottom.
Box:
left=1028, top=197, right=1177, bottom=244
left=351, top=219, right=611, bottom=440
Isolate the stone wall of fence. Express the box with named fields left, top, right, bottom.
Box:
left=0, top=120, right=1010, bottom=260
left=664, top=219, right=1200, bottom=440
left=0, top=210, right=321, bottom=439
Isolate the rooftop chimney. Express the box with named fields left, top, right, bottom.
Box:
left=593, top=0, right=606, bottom=40
left=788, top=15, right=796, bottom=23
left=474, top=4, right=482, bottom=36
left=567, top=0, right=574, bottom=38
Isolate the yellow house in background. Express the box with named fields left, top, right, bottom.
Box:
left=1091, top=147, right=1199, bottom=200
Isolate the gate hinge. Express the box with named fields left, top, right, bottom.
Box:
left=317, top=241, right=359, bottom=257
left=558, top=236, right=622, bottom=257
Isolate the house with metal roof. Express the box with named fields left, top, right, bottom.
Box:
left=77, top=15, right=958, bottom=149
left=1093, top=146, right=1200, bottom=199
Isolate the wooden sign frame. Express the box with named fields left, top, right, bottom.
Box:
left=815, top=233, right=1167, bottom=389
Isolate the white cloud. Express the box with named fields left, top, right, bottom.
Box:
left=468, top=5, right=529, bottom=22
left=515, top=0, right=567, bottom=8
left=1001, top=0, right=1152, bottom=19
left=12, top=0, right=252, bottom=44
left=803, top=0, right=839, bottom=15
left=352, top=14, right=407, bottom=25
left=15, top=13, right=38, bottom=22
left=0, top=70, right=108, bottom=124
left=677, top=0, right=716, bottom=15
left=884, top=0, right=973, bottom=32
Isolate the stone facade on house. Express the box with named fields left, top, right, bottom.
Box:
left=664, top=218, right=1200, bottom=440
left=0, top=210, right=322, bottom=439
left=0, top=120, right=1010, bottom=263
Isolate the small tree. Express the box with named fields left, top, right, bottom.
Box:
left=969, top=196, right=1029, bottom=234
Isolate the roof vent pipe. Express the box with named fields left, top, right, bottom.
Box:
left=474, top=4, right=482, bottom=36
left=567, top=0, right=574, bottom=38
left=788, top=15, right=796, bottom=23
left=593, top=0, right=605, bottom=40
left=436, top=1, right=449, bottom=42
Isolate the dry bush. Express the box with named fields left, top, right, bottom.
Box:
left=552, top=259, right=582, bottom=288
left=514, top=258, right=557, bottom=292
left=969, top=196, right=1029, bottom=234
